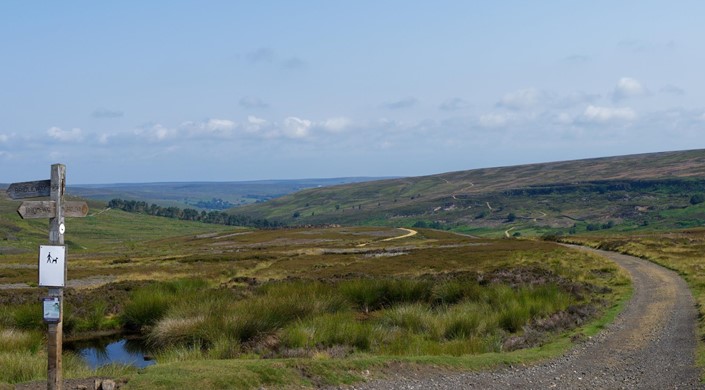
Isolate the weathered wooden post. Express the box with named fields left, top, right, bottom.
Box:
left=47, top=164, right=65, bottom=390
left=6, top=164, right=88, bottom=390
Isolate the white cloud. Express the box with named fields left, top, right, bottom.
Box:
left=239, top=96, right=269, bottom=109
left=479, top=113, right=510, bottom=127
left=282, top=117, right=312, bottom=138
left=439, top=97, right=470, bottom=111
left=554, top=113, right=574, bottom=125
left=203, top=119, right=235, bottom=134
left=563, top=54, right=590, bottom=64
left=613, top=77, right=648, bottom=101
left=497, top=88, right=543, bottom=110
left=382, top=97, right=418, bottom=110
left=244, top=116, right=268, bottom=133
left=47, top=127, right=83, bottom=142
left=134, top=124, right=174, bottom=142
left=555, top=91, right=600, bottom=108
left=177, top=119, right=237, bottom=139
left=320, top=117, right=351, bottom=132
left=660, top=84, right=685, bottom=96
left=246, top=47, right=275, bottom=63
left=0, top=134, right=8, bottom=143
left=92, top=108, right=124, bottom=118
left=282, top=57, right=306, bottom=69
left=582, top=105, right=637, bottom=123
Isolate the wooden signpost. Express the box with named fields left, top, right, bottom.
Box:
left=6, top=164, right=88, bottom=390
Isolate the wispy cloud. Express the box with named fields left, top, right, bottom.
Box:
left=439, top=97, right=470, bottom=111
left=92, top=108, right=124, bottom=118
left=612, top=77, right=648, bottom=101
left=181, top=119, right=236, bottom=138
left=246, top=47, right=275, bottom=63
left=660, top=84, right=685, bottom=96
left=618, top=39, right=676, bottom=53
left=478, top=113, right=511, bottom=128
left=382, top=97, right=418, bottom=110
left=282, top=57, right=306, bottom=69
left=133, top=123, right=175, bottom=142
left=47, top=127, right=84, bottom=142
left=497, top=88, right=544, bottom=110
left=582, top=105, right=637, bottom=123
left=320, top=117, right=351, bottom=132
left=282, top=117, right=312, bottom=138
left=239, top=96, right=269, bottom=109
left=563, top=54, right=590, bottom=64
left=245, top=48, right=306, bottom=70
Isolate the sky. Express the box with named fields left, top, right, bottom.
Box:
left=1, top=1, right=704, bottom=184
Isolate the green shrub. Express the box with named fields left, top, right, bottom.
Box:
left=0, top=351, right=45, bottom=384
left=431, top=280, right=481, bottom=306
left=378, top=304, right=435, bottom=334
left=121, top=287, right=173, bottom=331
left=0, top=329, right=43, bottom=353
left=11, top=305, right=43, bottom=331
left=339, top=279, right=433, bottom=312
left=283, top=312, right=373, bottom=351
left=339, top=279, right=388, bottom=313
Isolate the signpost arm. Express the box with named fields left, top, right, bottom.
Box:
left=48, top=164, right=65, bottom=390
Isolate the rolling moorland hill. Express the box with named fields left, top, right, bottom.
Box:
left=66, top=177, right=388, bottom=210
left=233, top=149, right=705, bottom=236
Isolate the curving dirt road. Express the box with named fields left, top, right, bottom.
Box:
left=342, top=246, right=703, bottom=389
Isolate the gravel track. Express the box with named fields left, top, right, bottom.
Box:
left=338, top=246, right=703, bottom=389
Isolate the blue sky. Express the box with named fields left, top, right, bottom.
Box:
left=1, top=1, right=704, bottom=184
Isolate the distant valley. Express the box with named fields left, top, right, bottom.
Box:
left=234, top=149, right=705, bottom=236
left=65, top=177, right=390, bottom=210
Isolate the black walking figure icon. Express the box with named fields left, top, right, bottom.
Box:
left=47, top=252, right=58, bottom=264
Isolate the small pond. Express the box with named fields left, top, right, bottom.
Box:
left=65, top=335, right=156, bottom=369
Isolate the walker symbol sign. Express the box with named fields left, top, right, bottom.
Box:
left=38, top=245, right=66, bottom=287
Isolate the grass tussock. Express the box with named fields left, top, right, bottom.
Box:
left=139, top=271, right=600, bottom=359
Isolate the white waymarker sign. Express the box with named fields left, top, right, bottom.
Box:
left=38, top=245, right=66, bottom=287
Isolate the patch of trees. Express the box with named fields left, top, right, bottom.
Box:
left=186, top=198, right=235, bottom=210
left=503, top=179, right=705, bottom=197
left=412, top=220, right=448, bottom=229
left=107, top=199, right=283, bottom=229
left=586, top=220, right=615, bottom=231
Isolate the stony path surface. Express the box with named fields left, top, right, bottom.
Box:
left=338, top=246, right=703, bottom=389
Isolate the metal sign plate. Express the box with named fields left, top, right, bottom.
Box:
left=38, top=245, right=66, bottom=287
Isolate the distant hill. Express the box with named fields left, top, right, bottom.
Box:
left=66, top=177, right=391, bottom=210
left=234, top=149, right=705, bottom=236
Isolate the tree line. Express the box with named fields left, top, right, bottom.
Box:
left=107, top=199, right=283, bottom=229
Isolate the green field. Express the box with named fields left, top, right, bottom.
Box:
left=234, top=149, right=705, bottom=233
left=5, top=149, right=705, bottom=388
left=0, top=190, right=630, bottom=388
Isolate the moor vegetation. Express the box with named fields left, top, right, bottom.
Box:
left=0, top=192, right=630, bottom=388
left=107, top=198, right=283, bottom=229
left=5, top=149, right=705, bottom=388
left=234, top=149, right=705, bottom=235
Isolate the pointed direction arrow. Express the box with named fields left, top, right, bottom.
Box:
left=17, top=201, right=89, bottom=219
left=63, top=201, right=89, bottom=218
left=6, top=180, right=52, bottom=199
left=18, top=201, right=55, bottom=219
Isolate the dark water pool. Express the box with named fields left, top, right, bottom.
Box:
left=66, top=336, right=156, bottom=369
